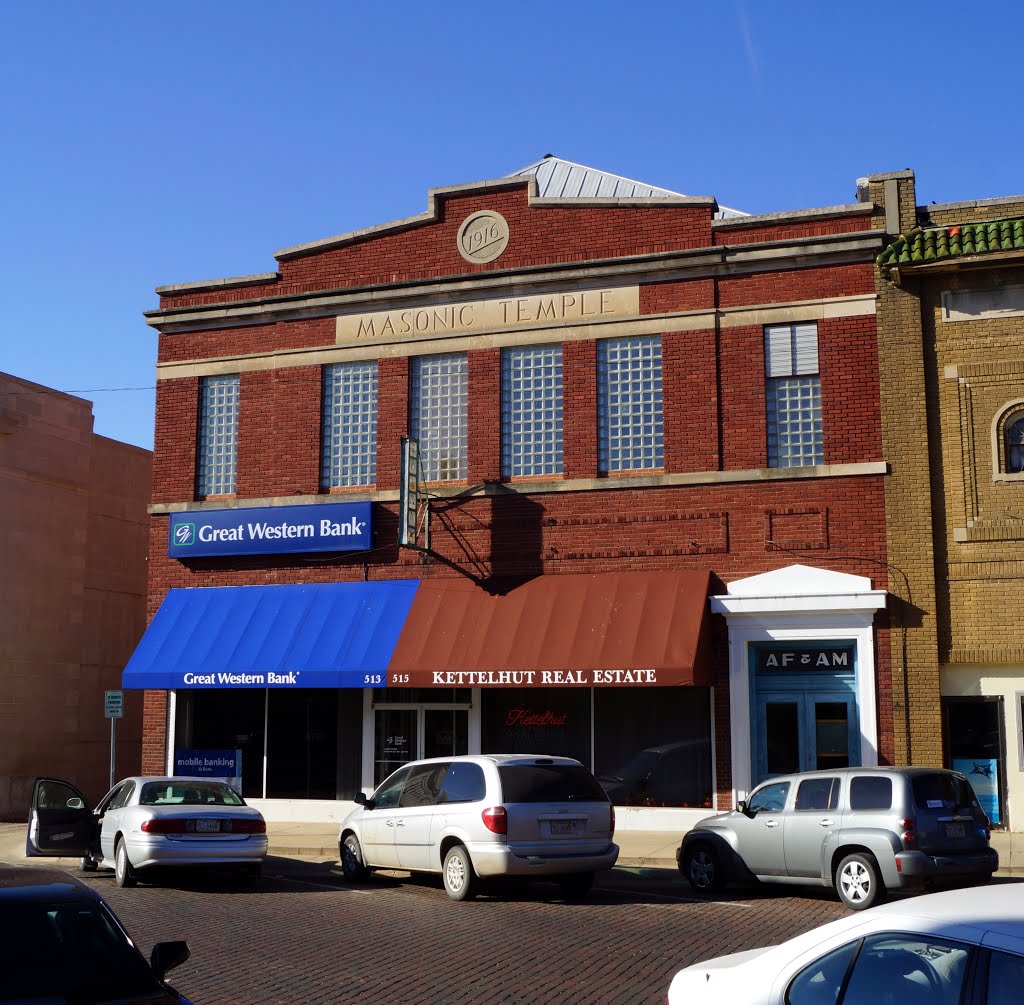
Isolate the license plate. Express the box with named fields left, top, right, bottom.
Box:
left=945, top=822, right=965, bottom=838
left=550, top=820, right=575, bottom=836
left=193, top=819, right=222, bottom=833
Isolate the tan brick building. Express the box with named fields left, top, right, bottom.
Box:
left=873, top=172, right=1024, bottom=829
left=0, top=373, right=152, bottom=817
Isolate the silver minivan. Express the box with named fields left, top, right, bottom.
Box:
left=678, top=766, right=998, bottom=909
left=338, top=754, right=619, bottom=901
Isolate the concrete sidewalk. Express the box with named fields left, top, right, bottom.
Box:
left=2, top=821, right=1021, bottom=874
left=0, top=821, right=683, bottom=869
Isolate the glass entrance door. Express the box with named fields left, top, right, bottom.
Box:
left=374, top=708, right=418, bottom=784
left=756, top=692, right=858, bottom=783
left=372, top=706, right=470, bottom=786
left=942, top=696, right=1005, bottom=826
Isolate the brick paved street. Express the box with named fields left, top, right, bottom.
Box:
left=79, top=858, right=849, bottom=1005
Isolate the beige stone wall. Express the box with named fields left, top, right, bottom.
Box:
left=0, top=374, right=151, bottom=818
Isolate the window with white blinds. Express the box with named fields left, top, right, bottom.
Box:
left=410, top=354, right=468, bottom=481
left=598, top=335, right=663, bottom=472
left=196, top=374, right=240, bottom=496
left=764, top=323, right=823, bottom=467
left=501, top=345, right=563, bottom=478
left=321, top=361, right=378, bottom=488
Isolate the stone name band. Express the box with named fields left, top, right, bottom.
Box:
left=336, top=287, right=637, bottom=343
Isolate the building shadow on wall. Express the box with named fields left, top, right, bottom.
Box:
left=426, top=486, right=545, bottom=596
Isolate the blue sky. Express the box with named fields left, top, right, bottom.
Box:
left=2, top=1, right=1020, bottom=450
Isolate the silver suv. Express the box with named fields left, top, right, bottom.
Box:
left=338, top=755, right=619, bottom=901
left=678, top=767, right=998, bottom=909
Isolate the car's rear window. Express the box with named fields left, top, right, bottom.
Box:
left=913, top=772, right=977, bottom=811
left=140, top=781, right=245, bottom=806
left=498, top=764, right=608, bottom=803
left=849, top=776, right=893, bottom=810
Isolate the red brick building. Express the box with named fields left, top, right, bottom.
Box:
left=133, top=157, right=892, bottom=827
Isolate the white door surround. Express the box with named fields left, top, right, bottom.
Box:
left=711, top=564, right=888, bottom=805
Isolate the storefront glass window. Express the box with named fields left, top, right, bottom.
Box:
left=176, top=688, right=357, bottom=800
left=943, top=696, right=1004, bottom=826
left=481, top=688, right=590, bottom=763
left=266, top=689, right=339, bottom=799
left=176, top=689, right=265, bottom=799
left=594, top=687, right=712, bottom=808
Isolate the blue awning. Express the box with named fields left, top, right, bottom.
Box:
left=122, top=582, right=420, bottom=690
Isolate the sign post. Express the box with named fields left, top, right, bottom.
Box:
left=104, top=690, right=124, bottom=788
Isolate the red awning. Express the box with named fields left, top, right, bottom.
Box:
left=387, top=570, right=712, bottom=687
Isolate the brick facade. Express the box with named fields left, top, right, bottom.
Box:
left=142, top=170, right=894, bottom=806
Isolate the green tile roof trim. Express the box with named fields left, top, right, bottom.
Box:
left=878, top=219, right=1024, bottom=269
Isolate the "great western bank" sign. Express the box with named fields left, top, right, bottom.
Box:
left=168, top=502, right=372, bottom=558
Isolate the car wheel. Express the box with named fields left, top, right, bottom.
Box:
left=683, top=843, right=724, bottom=892
left=835, top=852, right=884, bottom=910
left=114, top=839, right=138, bottom=889
left=559, top=871, right=595, bottom=900
left=79, top=853, right=97, bottom=873
left=442, top=845, right=477, bottom=902
left=341, top=835, right=369, bottom=883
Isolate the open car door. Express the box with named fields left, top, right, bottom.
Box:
left=26, top=777, right=96, bottom=858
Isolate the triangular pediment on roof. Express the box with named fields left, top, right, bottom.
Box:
left=726, top=564, right=873, bottom=597
left=508, top=154, right=747, bottom=219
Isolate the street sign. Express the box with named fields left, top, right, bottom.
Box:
left=104, top=690, right=124, bottom=719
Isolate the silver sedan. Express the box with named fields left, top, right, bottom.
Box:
left=27, top=775, right=268, bottom=887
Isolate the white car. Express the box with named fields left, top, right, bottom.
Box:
left=27, top=775, right=268, bottom=887
left=665, top=883, right=1024, bottom=1005
left=339, top=754, right=619, bottom=901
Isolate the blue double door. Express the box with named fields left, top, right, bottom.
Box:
left=756, top=690, right=859, bottom=784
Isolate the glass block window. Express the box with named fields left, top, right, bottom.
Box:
left=502, top=345, right=563, bottom=478
left=598, top=335, right=663, bottom=472
left=410, top=354, right=468, bottom=481
left=765, top=323, right=823, bottom=467
left=196, top=374, right=239, bottom=496
left=321, top=362, right=378, bottom=488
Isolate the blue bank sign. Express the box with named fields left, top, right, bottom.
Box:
left=168, top=502, right=372, bottom=558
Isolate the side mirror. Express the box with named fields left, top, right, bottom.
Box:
left=150, top=941, right=190, bottom=982
left=736, top=800, right=748, bottom=816
left=354, top=791, right=368, bottom=806
left=66, top=797, right=85, bottom=810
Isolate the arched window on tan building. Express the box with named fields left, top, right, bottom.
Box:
left=992, top=401, right=1024, bottom=480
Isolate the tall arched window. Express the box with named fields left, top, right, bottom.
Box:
left=1006, top=416, right=1024, bottom=473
